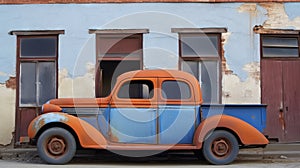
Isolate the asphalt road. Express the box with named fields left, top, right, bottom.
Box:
left=1, top=158, right=300, bottom=168
left=1, top=151, right=300, bottom=168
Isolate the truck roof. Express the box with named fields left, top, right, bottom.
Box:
left=118, top=69, right=198, bottom=81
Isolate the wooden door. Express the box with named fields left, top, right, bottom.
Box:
left=282, top=61, right=300, bottom=142
left=262, top=59, right=300, bottom=142
left=15, top=35, right=58, bottom=144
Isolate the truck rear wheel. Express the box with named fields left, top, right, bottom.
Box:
left=37, top=127, right=76, bottom=164
left=202, top=130, right=239, bottom=165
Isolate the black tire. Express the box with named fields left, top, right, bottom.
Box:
left=202, top=130, right=239, bottom=165
left=37, top=127, right=76, bottom=164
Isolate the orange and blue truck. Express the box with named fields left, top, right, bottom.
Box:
left=28, top=69, right=269, bottom=165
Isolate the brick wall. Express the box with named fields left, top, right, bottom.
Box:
left=0, top=0, right=300, bottom=4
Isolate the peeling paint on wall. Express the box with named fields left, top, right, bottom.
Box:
left=260, top=3, right=300, bottom=29
left=0, top=84, right=15, bottom=145
left=238, top=3, right=258, bottom=16
left=5, top=76, right=16, bottom=90
left=222, top=62, right=260, bottom=104
left=221, top=32, right=232, bottom=75
left=58, top=63, right=95, bottom=98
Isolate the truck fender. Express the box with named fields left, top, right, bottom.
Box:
left=193, top=115, right=269, bottom=149
left=28, top=112, right=107, bottom=149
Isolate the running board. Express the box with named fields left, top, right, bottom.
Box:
left=107, top=144, right=197, bottom=151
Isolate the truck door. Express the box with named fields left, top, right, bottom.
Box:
left=158, top=78, right=200, bottom=144
left=109, top=79, right=157, bottom=144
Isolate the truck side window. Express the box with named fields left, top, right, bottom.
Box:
left=117, top=80, right=154, bottom=99
left=162, top=80, right=191, bottom=100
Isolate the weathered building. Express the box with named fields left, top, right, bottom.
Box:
left=0, top=0, right=299, bottom=146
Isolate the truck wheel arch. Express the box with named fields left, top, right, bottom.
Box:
left=34, top=122, right=80, bottom=147
left=193, top=115, right=269, bottom=149
left=28, top=113, right=107, bottom=149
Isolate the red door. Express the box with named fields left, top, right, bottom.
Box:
left=262, top=59, right=300, bottom=142
left=282, top=61, right=300, bottom=142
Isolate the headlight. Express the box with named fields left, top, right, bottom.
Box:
left=41, top=101, right=50, bottom=113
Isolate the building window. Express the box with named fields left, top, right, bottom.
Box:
left=96, top=34, right=142, bottom=97
left=261, top=35, right=299, bottom=58
left=20, top=61, right=56, bottom=106
left=90, top=29, right=149, bottom=98
left=97, top=34, right=142, bottom=58
left=20, top=37, right=57, bottom=57
left=177, top=32, right=222, bottom=103
left=18, top=35, right=58, bottom=107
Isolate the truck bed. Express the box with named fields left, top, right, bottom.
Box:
left=201, top=104, right=267, bottom=133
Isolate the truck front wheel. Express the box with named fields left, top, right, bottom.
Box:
left=37, top=127, right=76, bottom=164
left=202, top=130, right=239, bottom=165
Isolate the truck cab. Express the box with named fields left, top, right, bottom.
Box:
left=28, top=69, right=269, bottom=165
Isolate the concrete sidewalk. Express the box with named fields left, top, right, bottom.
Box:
left=239, top=143, right=300, bottom=159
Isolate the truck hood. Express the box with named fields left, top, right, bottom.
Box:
left=48, top=97, right=111, bottom=108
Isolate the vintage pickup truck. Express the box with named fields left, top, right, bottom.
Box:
left=28, top=69, right=269, bottom=165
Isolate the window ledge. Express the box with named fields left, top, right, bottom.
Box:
left=9, top=30, right=65, bottom=35
left=253, top=26, right=300, bottom=34
left=89, top=29, right=149, bottom=34
left=171, top=28, right=227, bottom=34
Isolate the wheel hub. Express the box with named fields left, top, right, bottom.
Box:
left=212, top=139, right=230, bottom=156
left=47, top=137, right=66, bottom=155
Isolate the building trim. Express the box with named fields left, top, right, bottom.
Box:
left=89, top=29, right=149, bottom=34
left=172, top=28, right=228, bottom=34
left=253, top=26, right=300, bottom=35
left=9, top=30, right=65, bottom=36
left=1, top=0, right=300, bottom=4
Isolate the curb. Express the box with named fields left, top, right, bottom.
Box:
left=0, top=148, right=37, bottom=154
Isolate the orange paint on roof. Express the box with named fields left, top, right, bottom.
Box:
left=118, top=69, right=197, bottom=81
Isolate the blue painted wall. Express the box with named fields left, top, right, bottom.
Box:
left=0, top=3, right=269, bottom=82
left=285, top=3, right=300, bottom=20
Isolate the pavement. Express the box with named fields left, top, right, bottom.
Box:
left=0, top=143, right=300, bottom=163
left=238, top=143, right=300, bottom=160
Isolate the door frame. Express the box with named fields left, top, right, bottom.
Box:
left=14, top=33, right=60, bottom=145
left=260, top=33, right=300, bottom=142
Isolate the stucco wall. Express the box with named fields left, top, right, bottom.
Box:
left=0, top=85, right=15, bottom=145
left=0, top=2, right=299, bottom=145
